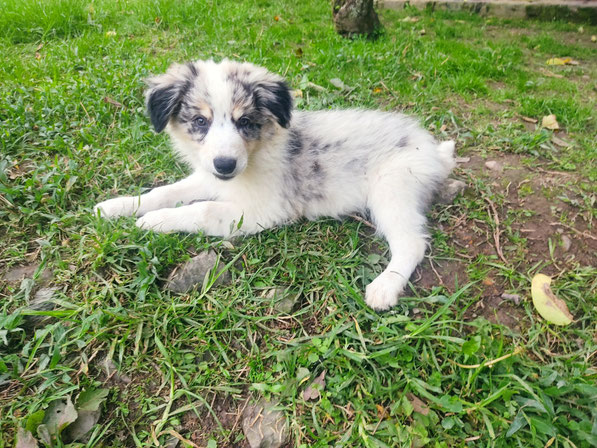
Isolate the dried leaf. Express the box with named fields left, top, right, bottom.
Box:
left=406, top=393, right=429, bottom=416
left=16, top=428, right=38, bottom=448
left=531, top=274, right=573, bottom=326
left=546, top=57, right=578, bottom=66
left=295, top=47, right=303, bottom=58
left=303, top=370, right=326, bottom=401
left=521, top=116, right=538, bottom=124
left=329, top=78, right=345, bottom=90
left=541, top=114, right=559, bottom=130
left=482, top=277, right=495, bottom=286
left=103, top=96, right=124, bottom=108
left=41, top=397, right=78, bottom=437
left=551, top=135, right=570, bottom=147
left=401, top=16, right=420, bottom=22
left=592, top=35, right=596, bottom=42
left=539, top=68, right=564, bottom=79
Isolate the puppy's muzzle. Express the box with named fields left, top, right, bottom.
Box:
left=213, top=157, right=237, bottom=179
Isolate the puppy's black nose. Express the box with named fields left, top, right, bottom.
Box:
left=213, top=157, right=237, bottom=175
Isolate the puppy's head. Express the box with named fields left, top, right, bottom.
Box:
left=145, top=59, right=292, bottom=179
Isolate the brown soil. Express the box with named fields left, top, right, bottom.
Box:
left=409, top=152, right=595, bottom=331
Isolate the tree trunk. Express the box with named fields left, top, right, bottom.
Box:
left=333, top=0, right=381, bottom=37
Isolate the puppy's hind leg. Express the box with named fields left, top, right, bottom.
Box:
left=365, top=175, right=428, bottom=311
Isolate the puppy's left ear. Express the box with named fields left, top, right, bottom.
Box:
left=145, top=63, right=196, bottom=133
left=255, top=80, right=293, bottom=128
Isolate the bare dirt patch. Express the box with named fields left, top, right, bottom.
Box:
left=411, top=152, right=595, bottom=330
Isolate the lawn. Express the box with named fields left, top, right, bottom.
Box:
left=1, top=0, right=596, bottom=447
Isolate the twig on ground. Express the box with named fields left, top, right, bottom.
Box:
left=349, top=214, right=376, bottom=230
left=228, top=395, right=251, bottom=443
left=550, top=222, right=597, bottom=241
left=482, top=193, right=508, bottom=264
left=426, top=254, right=444, bottom=286
left=450, top=346, right=524, bottom=369
left=165, top=429, right=200, bottom=448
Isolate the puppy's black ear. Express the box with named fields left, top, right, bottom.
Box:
left=255, top=80, right=293, bottom=128
left=146, top=85, right=183, bottom=133
left=145, top=63, right=196, bottom=133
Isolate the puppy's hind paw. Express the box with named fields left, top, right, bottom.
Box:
left=365, top=272, right=405, bottom=311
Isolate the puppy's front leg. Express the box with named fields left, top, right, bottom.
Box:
left=136, top=201, right=251, bottom=237
left=94, top=175, right=206, bottom=219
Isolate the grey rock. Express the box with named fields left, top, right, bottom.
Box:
left=3, top=262, right=52, bottom=285
left=243, top=401, right=288, bottom=448
left=102, top=358, right=132, bottom=385
left=333, top=0, right=381, bottom=36
left=561, top=234, right=572, bottom=252
left=485, top=160, right=504, bottom=172
left=22, top=287, right=58, bottom=329
left=165, top=251, right=231, bottom=293
left=435, top=179, right=466, bottom=204
left=34, top=287, right=58, bottom=303
left=267, top=287, right=300, bottom=314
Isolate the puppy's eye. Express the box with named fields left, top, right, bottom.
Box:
left=194, top=115, right=208, bottom=127
left=238, top=117, right=251, bottom=127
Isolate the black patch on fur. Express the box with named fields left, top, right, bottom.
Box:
left=286, top=129, right=303, bottom=156
left=147, top=81, right=191, bottom=133
left=186, top=62, right=198, bottom=77
left=398, top=136, right=409, bottom=148
left=254, top=81, right=292, bottom=128
left=311, top=161, right=321, bottom=174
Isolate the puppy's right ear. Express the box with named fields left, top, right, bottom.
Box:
left=145, top=63, right=196, bottom=133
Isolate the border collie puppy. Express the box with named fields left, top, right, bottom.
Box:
left=94, top=59, right=455, bottom=310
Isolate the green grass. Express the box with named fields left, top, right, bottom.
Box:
left=1, top=0, right=596, bottom=447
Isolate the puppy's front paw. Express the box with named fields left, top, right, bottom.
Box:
left=136, top=209, right=179, bottom=233
left=94, top=196, right=139, bottom=219
left=365, top=272, right=405, bottom=311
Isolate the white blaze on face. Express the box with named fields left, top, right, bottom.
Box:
left=197, top=62, right=248, bottom=177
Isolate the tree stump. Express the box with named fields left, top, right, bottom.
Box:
left=333, top=0, right=382, bottom=36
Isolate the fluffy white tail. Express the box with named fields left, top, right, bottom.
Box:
left=437, top=140, right=456, bottom=169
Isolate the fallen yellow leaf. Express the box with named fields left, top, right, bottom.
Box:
left=541, top=114, right=560, bottom=130
left=531, top=274, right=573, bottom=326
left=592, top=35, right=597, bottom=43
left=546, top=57, right=579, bottom=66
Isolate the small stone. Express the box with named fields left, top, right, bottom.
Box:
left=102, top=358, right=132, bottom=385
left=242, top=401, right=288, bottom=448
left=435, top=179, right=466, bottom=204
left=561, top=235, right=572, bottom=252
left=501, top=293, right=521, bottom=305
left=165, top=251, right=231, bottom=293
left=267, top=287, right=300, bottom=314
left=485, top=160, right=503, bottom=172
